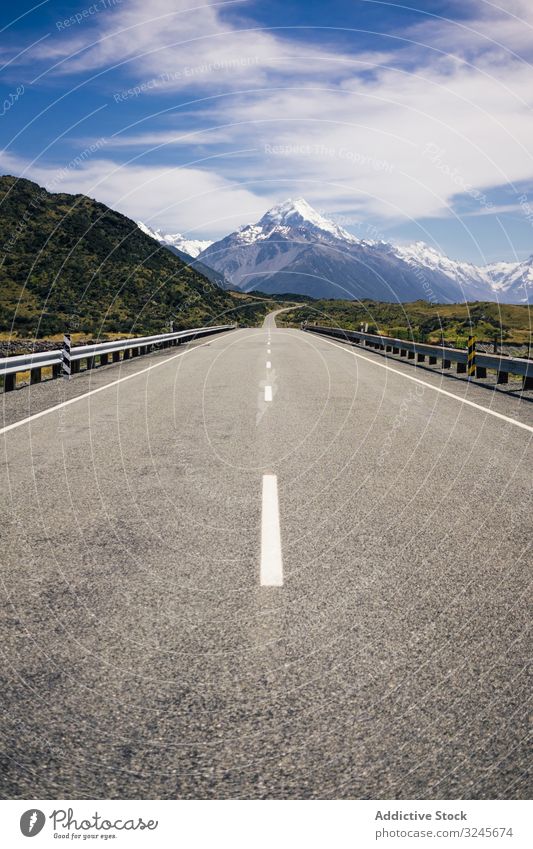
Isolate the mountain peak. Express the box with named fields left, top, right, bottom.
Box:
left=260, top=197, right=318, bottom=223
left=258, top=197, right=356, bottom=242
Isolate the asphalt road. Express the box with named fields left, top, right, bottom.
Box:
left=1, top=315, right=531, bottom=800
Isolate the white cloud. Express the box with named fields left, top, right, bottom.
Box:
left=0, top=151, right=276, bottom=237
left=8, top=0, right=533, bottom=233
left=32, top=0, right=358, bottom=87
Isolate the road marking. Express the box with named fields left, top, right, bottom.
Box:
left=266, top=361, right=271, bottom=369
left=264, top=385, right=272, bottom=402
left=260, top=474, right=283, bottom=586
left=267, top=348, right=271, bottom=354
left=0, top=335, right=227, bottom=437
left=313, top=335, right=533, bottom=435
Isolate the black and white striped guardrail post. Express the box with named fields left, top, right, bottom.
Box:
left=467, top=335, right=476, bottom=378
left=61, top=333, right=71, bottom=379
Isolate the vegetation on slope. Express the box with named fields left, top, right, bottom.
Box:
left=0, top=176, right=275, bottom=339
left=277, top=299, right=533, bottom=346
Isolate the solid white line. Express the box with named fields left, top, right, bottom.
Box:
left=264, top=385, right=272, bottom=401
left=266, top=361, right=271, bottom=369
left=260, top=474, right=283, bottom=586
left=0, top=335, right=225, bottom=437
left=313, top=335, right=533, bottom=435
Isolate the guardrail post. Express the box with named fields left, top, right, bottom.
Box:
left=496, top=370, right=508, bottom=384
left=400, top=348, right=407, bottom=357
left=30, top=367, right=41, bottom=384
left=476, top=365, right=487, bottom=378
left=112, top=351, right=120, bottom=363
left=62, top=333, right=71, bottom=379
left=522, top=375, right=533, bottom=390
left=417, top=353, right=426, bottom=362
left=123, top=348, right=130, bottom=360
left=4, top=373, right=16, bottom=392
left=429, top=355, right=437, bottom=364
left=52, top=363, right=62, bottom=379
left=467, top=335, right=476, bottom=378
left=408, top=350, right=415, bottom=359
left=86, top=356, right=95, bottom=370
left=457, top=362, right=467, bottom=373
left=100, top=353, right=109, bottom=366
left=442, top=359, right=451, bottom=369
left=392, top=346, right=399, bottom=355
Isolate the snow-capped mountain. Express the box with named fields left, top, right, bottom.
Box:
left=491, top=255, right=533, bottom=302
left=137, top=221, right=212, bottom=258
left=137, top=221, right=229, bottom=289
left=197, top=199, right=532, bottom=303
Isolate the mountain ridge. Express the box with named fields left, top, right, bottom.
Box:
left=0, top=175, right=271, bottom=336
left=137, top=221, right=212, bottom=258
left=196, top=199, right=532, bottom=304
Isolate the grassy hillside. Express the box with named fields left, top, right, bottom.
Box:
left=0, top=175, right=274, bottom=338
left=278, top=299, right=533, bottom=346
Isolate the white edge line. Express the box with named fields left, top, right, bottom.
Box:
left=1, top=334, right=225, bottom=436
left=260, top=473, right=283, bottom=586
left=314, top=334, right=533, bottom=435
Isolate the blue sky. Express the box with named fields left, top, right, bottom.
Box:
left=1, top=0, right=533, bottom=264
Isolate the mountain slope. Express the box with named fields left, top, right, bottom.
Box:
left=0, top=176, right=266, bottom=337
left=199, top=199, right=532, bottom=304
left=137, top=222, right=231, bottom=290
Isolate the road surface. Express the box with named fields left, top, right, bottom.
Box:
left=1, top=313, right=531, bottom=799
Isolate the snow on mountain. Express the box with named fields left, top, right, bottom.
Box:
left=257, top=197, right=359, bottom=242
left=494, top=255, right=533, bottom=302
left=198, top=200, right=531, bottom=303
left=138, top=203, right=531, bottom=303
left=393, top=242, right=532, bottom=302
left=137, top=221, right=212, bottom=258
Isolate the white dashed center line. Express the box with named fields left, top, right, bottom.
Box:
left=260, top=474, right=283, bottom=586
left=264, top=385, right=272, bottom=401
left=266, top=361, right=271, bottom=369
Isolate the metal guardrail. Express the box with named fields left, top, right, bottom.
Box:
left=0, top=325, right=235, bottom=391
left=303, top=324, right=533, bottom=389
